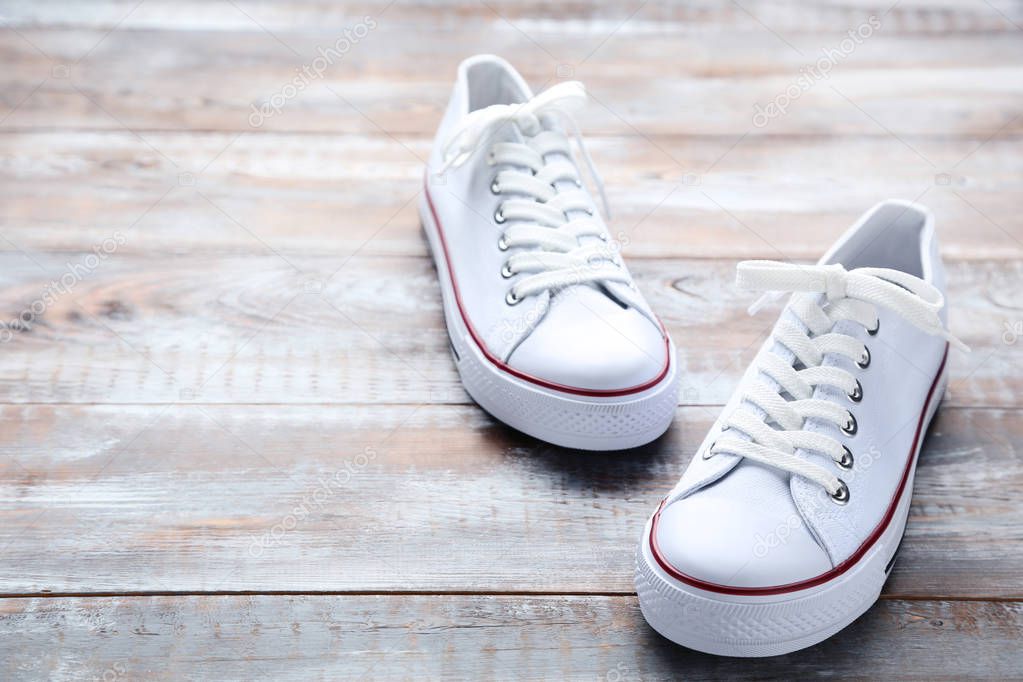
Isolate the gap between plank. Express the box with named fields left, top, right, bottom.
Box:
left=2, top=590, right=1021, bottom=602
left=0, top=251, right=1018, bottom=265
left=1, top=127, right=1020, bottom=143
left=0, top=403, right=1013, bottom=411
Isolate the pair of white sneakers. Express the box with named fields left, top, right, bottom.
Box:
left=420, top=55, right=965, bottom=657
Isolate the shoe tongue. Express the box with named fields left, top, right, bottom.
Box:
left=535, top=114, right=578, bottom=201
left=492, top=119, right=527, bottom=146
left=549, top=282, right=619, bottom=314
left=506, top=115, right=616, bottom=306
left=532, top=115, right=606, bottom=257
left=719, top=304, right=807, bottom=489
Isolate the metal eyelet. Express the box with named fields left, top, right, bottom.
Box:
left=494, top=208, right=506, bottom=224
left=490, top=179, right=501, bottom=195
left=842, top=412, right=858, bottom=436
left=857, top=346, right=871, bottom=369
left=867, top=319, right=880, bottom=336
left=702, top=441, right=717, bottom=460
left=837, top=445, right=854, bottom=470
left=497, top=236, right=509, bottom=251
left=830, top=480, right=850, bottom=505
left=500, top=263, right=514, bottom=279
left=505, top=289, right=521, bottom=306
left=574, top=179, right=583, bottom=188
left=847, top=379, right=863, bottom=403
left=486, top=151, right=497, bottom=166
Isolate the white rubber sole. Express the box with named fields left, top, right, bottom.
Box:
left=635, top=367, right=948, bottom=657
left=420, top=194, right=680, bottom=451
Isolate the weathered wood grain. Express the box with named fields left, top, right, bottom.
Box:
left=3, top=28, right=1021, bottom=138
left=1, top=9, right=1023, bottom=137
left=2, top=595, right=1021, bottom=680
left=2, top=0, right=1021, bottom=675
left=0, top=403, right=1019, bottom=596
left=7, top=0, right=1023, bottom=34
left=0, top=131, right=1020, bottom=260
left=0, top=254, right=1017, bottom=406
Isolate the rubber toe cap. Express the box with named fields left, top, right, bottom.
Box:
left=654, top=464, right=833, bottom=589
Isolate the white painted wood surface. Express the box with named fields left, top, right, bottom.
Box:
left=1, top=0, right=1021, bottom=677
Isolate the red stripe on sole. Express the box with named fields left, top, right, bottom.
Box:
left=649, top=344, right=949, bottom=596
left=424, top=179, right=672, bottom=398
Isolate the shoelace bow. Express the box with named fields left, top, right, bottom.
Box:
left=440, top=81, right=627, bottom=304
left=709, top=260, right=968, bottom=501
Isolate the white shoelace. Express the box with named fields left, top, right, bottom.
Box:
left=440, top=82, right=627, bottom=304
left=709, top=260, right=968, bottom=501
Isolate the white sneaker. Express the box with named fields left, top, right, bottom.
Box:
left=635, top=201, right=967, bottom=656
left=420, top=55, right=679, bottom=450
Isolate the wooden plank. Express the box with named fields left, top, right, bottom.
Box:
left=0, top=254, right=1017, bottom=406
left=0, top=131, right=1020, bottom=260
left=2, top=595, right=1022, bottom=679
left=1, top=27, right=1021, bottom=137
left=6, top=0, right=1023, bottom=34
left=1, top=2, right=1018, bottom=676
left=0, top=403, right=1019, bottom=596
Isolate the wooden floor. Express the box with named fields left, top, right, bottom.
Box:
left=1, top=1, right=1022, bottom=679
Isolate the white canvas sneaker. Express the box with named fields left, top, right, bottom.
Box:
left=635, top=201, right=967, bottom=656
left=420, top=55, right=679, bottom=450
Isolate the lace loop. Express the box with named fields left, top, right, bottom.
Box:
left=708, top=260, right=966, bottom=498
left=737, top=261, right=968, bottom=352
left=439, top=81, right=609, bottom=216
left=439, top=82, right=626, bottom=303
